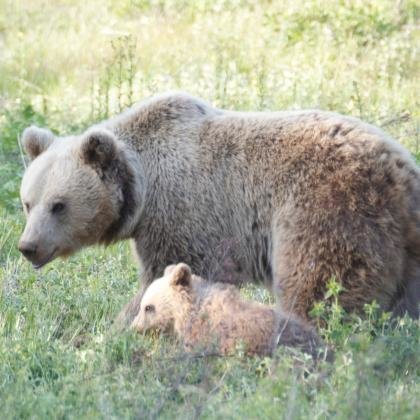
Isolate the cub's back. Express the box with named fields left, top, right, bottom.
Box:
left=191, top=284, right=278, bottom=355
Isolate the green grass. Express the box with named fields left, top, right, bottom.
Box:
left=0, top=1, right=419, bottom=418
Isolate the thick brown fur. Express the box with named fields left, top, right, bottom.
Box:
left=131, top=263, right=327, bottom=358
left=19, top=92, right=420, bottom=326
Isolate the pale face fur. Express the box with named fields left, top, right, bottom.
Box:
left=19, top=126, right=143, bottom=268
left=131, top=264, right=193, bottom=333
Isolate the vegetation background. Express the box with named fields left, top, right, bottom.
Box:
left=0, top=0, right=419, bottom=418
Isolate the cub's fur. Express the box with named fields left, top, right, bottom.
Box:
left=131, top=263, right=327, bottom=358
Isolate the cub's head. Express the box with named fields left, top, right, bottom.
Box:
left=18, top=125, right=144, bottom=269
left=131, top=263, right=195, bottom=333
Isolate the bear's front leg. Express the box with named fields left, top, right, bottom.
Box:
left=114, top=282, right=148, bottom=330
left=114, top=264, right=158, bottom=330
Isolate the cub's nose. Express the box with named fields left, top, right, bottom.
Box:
left=18, top=241, right=38, bottom=260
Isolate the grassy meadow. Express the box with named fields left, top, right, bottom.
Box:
left=0, top=0, right=419, bottom=418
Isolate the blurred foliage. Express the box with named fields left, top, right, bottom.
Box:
left=1, top=0, right=418, bottom=209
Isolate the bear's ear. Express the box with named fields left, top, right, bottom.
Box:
left=80, top=128, right=117, bottom=169
left=170, top=263, right=192, bottom=289
left=21, top=126, right=55, bottom=160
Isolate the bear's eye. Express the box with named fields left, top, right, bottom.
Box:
left=24, top=202, right=30, bottom=212
left=145, top=304, right=155, bottom=313
left=51, top=202, right=65, bottom=214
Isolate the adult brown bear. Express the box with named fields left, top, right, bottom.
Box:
left=18, top=92, right=420, bottom=326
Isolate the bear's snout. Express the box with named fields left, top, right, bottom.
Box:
left=18, top=238, right=57, bottom=269
left=18, top=240, right=38, bottom=260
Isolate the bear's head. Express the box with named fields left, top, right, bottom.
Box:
left=131, top=263, right=195, bottom=333
left=18, top=125, right=144, bottom=268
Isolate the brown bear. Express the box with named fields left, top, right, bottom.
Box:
left=131, top=263, right=327, bottom=359
left=18, top=92, right=420, bottom=327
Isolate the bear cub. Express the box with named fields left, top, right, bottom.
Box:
left=131, top=263, right=329, bottom=360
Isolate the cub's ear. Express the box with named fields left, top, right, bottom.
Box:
left=80, top=128, right=117, bottom=169
left=170, top=263, right=192, bottom=289
left=164, top=264, right=177, bottom=276
left=21, top=126, right=55, bottom=160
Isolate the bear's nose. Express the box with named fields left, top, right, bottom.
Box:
left=18, top=241, right=38, bottom=260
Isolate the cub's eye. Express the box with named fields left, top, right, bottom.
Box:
left=145, top=305, right=155, bottom=313
left=51, top=202, right=65, bottom=214
left=24, top=202, right=30, bottom=212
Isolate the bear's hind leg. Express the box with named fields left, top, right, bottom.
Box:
left=271, top=209, right=404, bottom=322
left=391, top=254, right=420, bottom=319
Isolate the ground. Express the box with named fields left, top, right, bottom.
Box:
left=0, top=1, right=419, bottom=418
